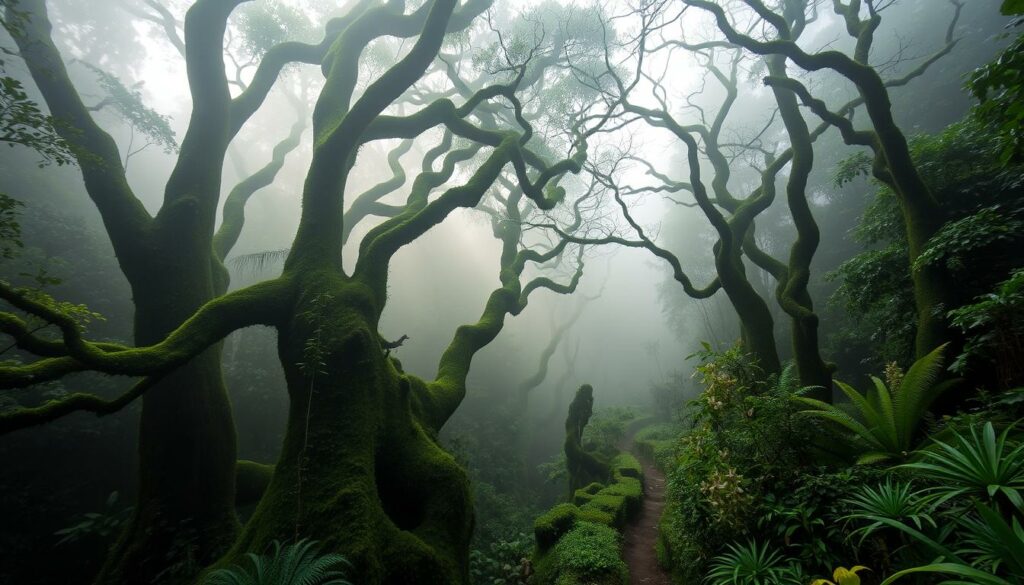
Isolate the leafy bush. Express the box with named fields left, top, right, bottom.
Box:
left=948, top=268, right=1024, bottom=388
left=581, top=406, right=636, bottom=460
left=549, top=522, right=627, bottom=583
left=843, top=479, right=934, bottom=545
left=967, top=5, right=1024, bottom=165
left=659, top=346, right=856, bottom=583
left=53, top=491, right=132, bottom=546
left=829, top=118, right=1024, bottom=370
left=469, top=532, right=532, bottom=585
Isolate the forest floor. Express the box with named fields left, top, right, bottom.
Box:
left=620, top=429, right=673, bottom=585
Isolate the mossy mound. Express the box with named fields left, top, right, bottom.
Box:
left=633, top=423, right=679, bottom=471
left=532, top=522, right=628, bottom=585
left=610, top=453, right=642, bottom=480
left=532, top=450, right=646, bottom=583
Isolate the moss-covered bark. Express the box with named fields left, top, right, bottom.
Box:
left=219, top=273, right=473, bottom=584
left=209, top=0, right=584, bottom=580
left=5, top=1, right=316, bottom=580
left=4, top=3, right=590, bottom=584
left=762, top=33, right=832, bottom=394
left=564, top=385, right=610, bottom=495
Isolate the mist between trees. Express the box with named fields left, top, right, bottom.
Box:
left=0, top=1, right=1021, bottom=584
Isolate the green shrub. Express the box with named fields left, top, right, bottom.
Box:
left=469, top=532, right=532, bottom=585
left=658, top=347, right=873, bottom=583
left=536, top=522, right=627, bottom=585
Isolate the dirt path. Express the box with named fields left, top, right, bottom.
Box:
left=620, top=432, right=673, bottom=585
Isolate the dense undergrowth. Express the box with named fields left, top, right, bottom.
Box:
left=655, top=344, right=1024, bottom=585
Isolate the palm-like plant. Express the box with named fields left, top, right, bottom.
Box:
left=202, top=539, right=352, bottom=585
left=957, top=501, right=1024, bottom=578
left=901, top=422, right=1024, bottom=511
left=843, top=480, right=935, bottom=545
left=795, top=344, right=956, bottom=464
left=705, top=540, right=799, bottom=585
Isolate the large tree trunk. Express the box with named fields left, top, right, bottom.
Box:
left=221, top=275, right=473, bottom=585
left=97, top=238, right=238, bottom=584
left=767, top=54, right=833, bottom=395
left=717, top=250, right=782, bottom=375
left=859, top=84, right=955, bottom=360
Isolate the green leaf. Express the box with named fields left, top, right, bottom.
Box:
left=1002, top=0, right=1024, bottom=16
left=879, top=563, right=1013, bottom=585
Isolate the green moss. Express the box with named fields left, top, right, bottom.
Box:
left=572, top=482, right=605, bottom=505
left=533, top=522, right=627, bottom=585
left=579, top=494, right=628, bottom=527
left=610, top=453, right=642, bottom=480
left=600, top=478, right=642, bottom=520
left=565, top=385, right=611, bottom=494
left=208, top=277, right=473, bottom=585
left=534, top=503, right=580, bottom=550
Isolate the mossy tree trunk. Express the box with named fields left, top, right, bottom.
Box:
left=563, top=384, right=610, bottom=495
left=213, top=0, right=586, bottom=581
left=6, top=0, right=309, bottom=580
left=2, top=3, right=591, bottom=584
left=224, top=274, right=474, bottom=584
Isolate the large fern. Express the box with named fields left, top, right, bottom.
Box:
left=202, top=539, right=352, bottom=585
left=795, top=344, right=956, bottom=464
left=227, top=248, right=291, bottom=276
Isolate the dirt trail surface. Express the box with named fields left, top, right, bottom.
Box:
left=621, top=433, right=673, bottom=585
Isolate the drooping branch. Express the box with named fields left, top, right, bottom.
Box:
left=417, top=222, right=586, bottom=432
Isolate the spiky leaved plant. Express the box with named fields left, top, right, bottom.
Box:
left=843, top=479, right=935, bottom=545
left=795, top=345, right=956, bottom=464
left=901, top=422, right=1024, bottom=512
left=705, top=540, right=799, bottom=585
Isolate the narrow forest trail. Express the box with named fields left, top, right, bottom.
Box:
left=620, top=429, right=673, bottom=585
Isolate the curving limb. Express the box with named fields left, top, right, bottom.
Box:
left=215, top=106, right=308, bottom=262
left=0, top=375, right=163, bottom=435
left=341, top=139, right=416, bottom=245
left=0, top=277, right=290, bottom=391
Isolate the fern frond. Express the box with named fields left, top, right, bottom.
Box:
left=896, top=344, right=947, bottom=438
left=227, top=248, right=291, bottom=276
left=870, top=376, right=900, bottom=452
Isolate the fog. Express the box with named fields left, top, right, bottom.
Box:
left=0, top=0, right=1016, bottom=583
